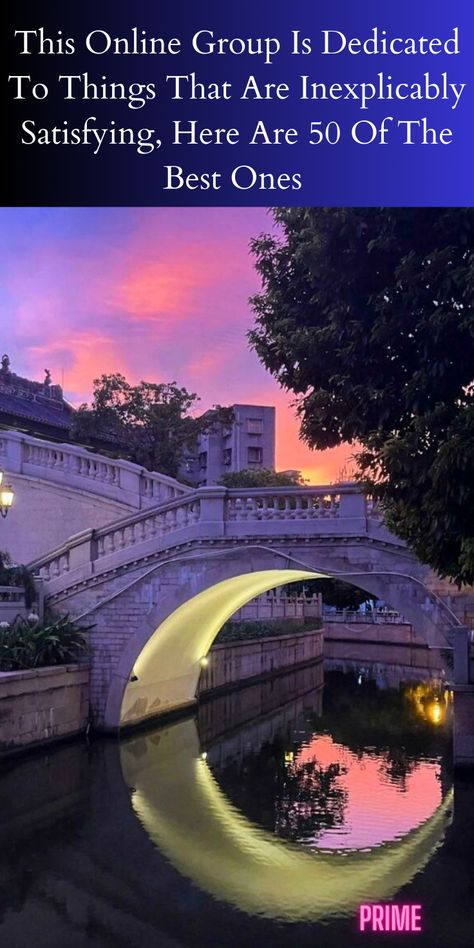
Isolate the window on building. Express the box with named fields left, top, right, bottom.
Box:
left=247, top=446, right=263, bottom=465
left=198, top=451, right=208, bottom=470
left=247, top=418, right=263, bottom=435
left=223, top=448, right=232, bottom=466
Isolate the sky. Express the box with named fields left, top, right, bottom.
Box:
left=0, top=207, right=353, bottom=482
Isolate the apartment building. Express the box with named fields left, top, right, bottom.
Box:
left=183, top=404, right=276, bottom=486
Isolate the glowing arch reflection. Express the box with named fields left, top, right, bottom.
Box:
left=121, top=718, right=452, bottom=923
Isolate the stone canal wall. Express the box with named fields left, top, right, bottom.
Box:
left=0, top=664, right=89, bottom=756
left=324, top=620, right=426, bottom=647
left=198, top=662, right=324, bottom=756
left=323, top=621, right=447, bottom=677
left=198, top=629, right=323, bottom=696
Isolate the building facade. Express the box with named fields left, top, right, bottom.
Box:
left=181, top=404, right=276, bottom=486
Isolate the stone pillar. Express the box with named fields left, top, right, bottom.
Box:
left=115, top=465, right=141, bottom=508
left=3, top=430, right=24, bottom=473
left=67, top=529, right=98, bottom=572
left=454, top=686, right=474, bottom=768
left=338, top=490, right=367, bottom=536
left=338, top=490, right=366, bottom=518
left=453, top=626, right=474, bottom=768
left=453, top=626, right=470, bottom=684
left=198, top=487, right=226, bottom=539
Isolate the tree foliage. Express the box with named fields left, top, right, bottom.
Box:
left=71, top=373, right=233, bottom=479
left=250, top=208, right=474, bottom=585
left=218, top=467, right=303, bottom=488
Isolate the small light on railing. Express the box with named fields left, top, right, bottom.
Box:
left=200, top=656, right=209, bottom=668
left=0, top=484, right=14, bottom=517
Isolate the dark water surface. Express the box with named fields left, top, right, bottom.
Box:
left=1, top=659, right=473, bottom=948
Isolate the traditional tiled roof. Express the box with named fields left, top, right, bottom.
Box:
left=0, top=391, right=72, bottom=429
left=0, top=355, right=73, bottom=433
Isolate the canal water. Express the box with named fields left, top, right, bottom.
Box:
left=0, top=656, right=473, bottom=948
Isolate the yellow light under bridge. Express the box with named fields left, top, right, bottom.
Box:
left=121, top=569, right=322, bottom=727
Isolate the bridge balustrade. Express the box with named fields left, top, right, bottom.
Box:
left=226, top=490, right=341, bottom=521
left=0, top=428, right=188, bottom=509
left=31, top=484, right=375, bottom=587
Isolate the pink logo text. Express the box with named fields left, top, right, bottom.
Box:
left=359, top=903, right=422, bottom=933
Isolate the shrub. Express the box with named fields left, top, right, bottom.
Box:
left=0, top=612, right=92, bottom=672
left=215, top=617, right=322, bottom=644
left=0, top=550, right=37, bottom=608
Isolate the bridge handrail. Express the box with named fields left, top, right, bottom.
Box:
left=0, top=428, right=189, bottom=509
left=28, top=481, right=463, bottom=646
left=29, top=484, right=377, bottom=584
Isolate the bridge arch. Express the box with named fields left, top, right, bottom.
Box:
left=32, top=485, right=460, bottom=730
left=93, top=540, right=456, bottom=730
left=118, top=567, right=323, bottom=728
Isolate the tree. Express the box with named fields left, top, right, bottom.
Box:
left=71, top=374, right=233, bottom=479
left=249, top=208, right=474, bottom=585
left=218, top=467, right=303, bottom=488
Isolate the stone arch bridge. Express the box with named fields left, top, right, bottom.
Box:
left=29, top=481, right=463, bottom=731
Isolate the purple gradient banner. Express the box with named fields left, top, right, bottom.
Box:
left=3, top=1, right=474, bottom=205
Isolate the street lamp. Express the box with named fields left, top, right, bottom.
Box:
left=0, top=471, right=14, bottom=518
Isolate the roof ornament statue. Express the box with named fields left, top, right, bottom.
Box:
left=1, top=354, right=11, bottom=375
left=44, top=368, right=51, bottom=388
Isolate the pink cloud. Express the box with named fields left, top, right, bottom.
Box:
left=2, top=207, right=350, bottom=483
left=110, top=239, right=249, bottom=323
left=27, top=331, right=134, bottom=401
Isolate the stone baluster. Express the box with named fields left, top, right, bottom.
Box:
left=274, top=496, right=281, bottom=519
left=258, top=496, right=268, bottom=520
left=104, top=533, right=115, bottom=555
left=245, top=497, right=255, bottom=519
left=293, top=495, right=302, bottom=519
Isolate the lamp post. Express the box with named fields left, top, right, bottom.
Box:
left=0, top=470, right=14, bottom=518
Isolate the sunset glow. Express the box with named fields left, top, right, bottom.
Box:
left=0, top=207, right=354, bottom=483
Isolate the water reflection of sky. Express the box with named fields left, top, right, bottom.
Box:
left=294, top=734, right=442, bottom=851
